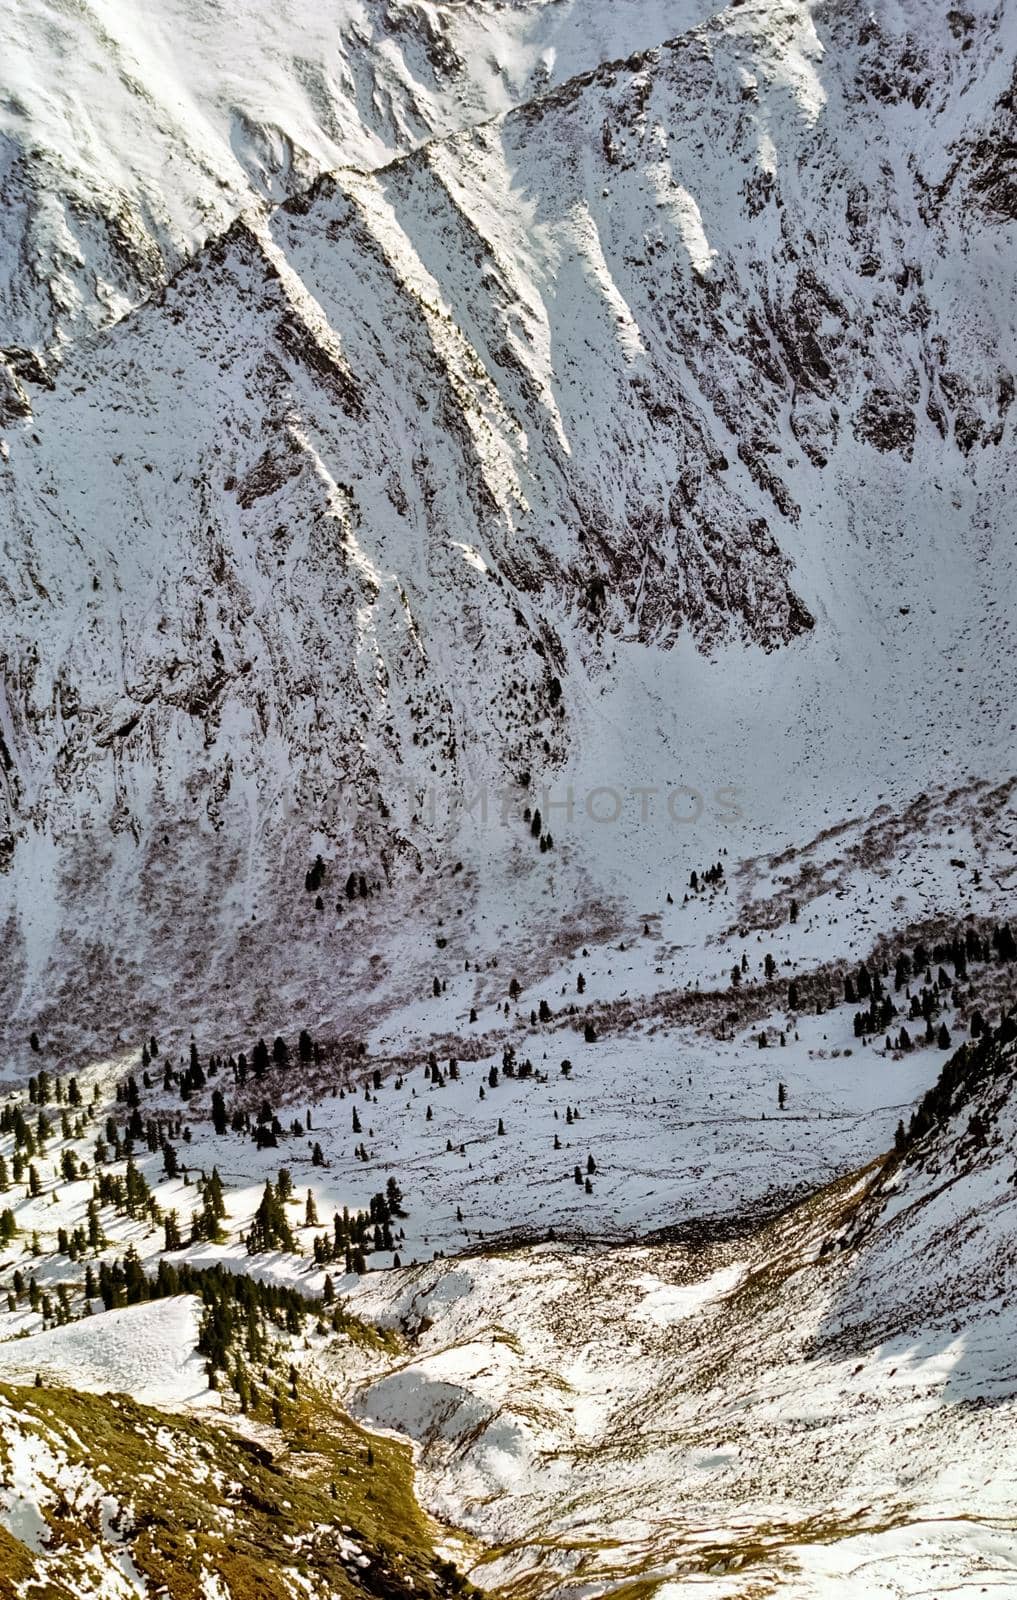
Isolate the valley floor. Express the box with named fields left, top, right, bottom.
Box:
left=0, top=783, right=1014, bottom=1597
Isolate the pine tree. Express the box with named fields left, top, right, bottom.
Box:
left=248, top=1181, right=296, bottom=1254
left=211, top=1090, right=228, bottom=1136
left=207, top=1168, right=227, bottom=1220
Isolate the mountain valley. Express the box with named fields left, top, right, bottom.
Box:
left=0, top=0, right=1016, bottom=1594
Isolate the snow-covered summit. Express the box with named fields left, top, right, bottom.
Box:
left=0, top=0, right=721, bottom=357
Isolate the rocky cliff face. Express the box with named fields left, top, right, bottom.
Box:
left=0, top=0, right=1015, bottom=1062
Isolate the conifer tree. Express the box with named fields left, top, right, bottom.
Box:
left=211, top=1090, right=228, bottom=1137
left=247, top=1181, right=295, bottom=1254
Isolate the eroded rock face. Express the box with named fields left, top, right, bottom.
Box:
left=853, top=388, right=918, bottom=457
left=951, top=62, right=1017, bottom=221
left=0, top=347, right=50, bottom=424
left=0, top=365, right=30, bottom=426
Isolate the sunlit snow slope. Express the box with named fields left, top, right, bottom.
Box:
left=0, top=0, right=718, bottom=354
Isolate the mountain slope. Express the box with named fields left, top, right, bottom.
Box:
left=344, top=1014, right=1017, bottom=1597
left=0, top=1355, right=474, bottom=1600
left=1, top=0, right=1016, bottom=1065
left=0, top=0, right=720, bottom=357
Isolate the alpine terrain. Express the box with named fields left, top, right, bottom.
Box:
left=0, top=0, right=1015, bottom=1594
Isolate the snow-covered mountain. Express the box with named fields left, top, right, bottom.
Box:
left=2, top=0, right=1015, bottom=1067
left=0, top=0, right=719, bottom=357
left=0, top=6, right=1016, bottom=1591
